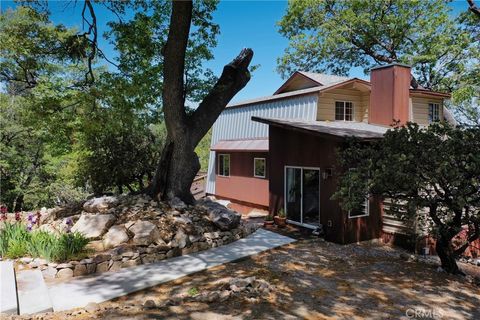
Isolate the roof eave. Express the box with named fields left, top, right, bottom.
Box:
left=409, top=89, right=451, bottom=98
left=251, top=116, right=383, bottom=141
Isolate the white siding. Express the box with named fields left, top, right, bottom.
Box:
left=206, top=94, right=318, bottom=194
left=411, top=97, right=444, bottom=125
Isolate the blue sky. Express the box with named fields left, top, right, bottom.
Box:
left=1, top=0, right=471, bottom=103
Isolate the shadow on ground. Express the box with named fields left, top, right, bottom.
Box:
left=35, top=233, right=478, bottom=320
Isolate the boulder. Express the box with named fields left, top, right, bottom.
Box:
left=129, top=220, right=161, bottom=246
left=83, top=196, right=119, bottom=213
left=38, top=223, right=59, bottom=235
left=73, top=264, right=88, bottom=277
left=57, top=268, right=74, bottom=279
left=86, top=240, right=105, bottom=252
left=42, top=266, right=58, bottom=279
left=169, top=197, right=187, bottom=210
left=143, top=300, right=156, bottom=309
left=71, top=213, right=116, bottom=239
left=56, top=263, right=73, bottom=269
left=173, top=229, right=189, bottom=249
left=103, top=225, right=129, bottom=249
left=199, top=200, right=241, bottom=231
left=96, top=261, right=109, bottom=273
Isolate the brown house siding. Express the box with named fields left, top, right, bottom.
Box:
left=215, top=152, right=269, bottom=207
left=268, top=126, right=382, bottom=244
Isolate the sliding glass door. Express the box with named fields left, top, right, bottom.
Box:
left=284, top=166, right=320, bottom=227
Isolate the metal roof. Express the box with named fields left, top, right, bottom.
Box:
left=297, top=71, right=351, bottom=86
left=251, top=117, right=389, bottom=140
left=211, top=138, right=269, bottom=152
left=227, top=78, right=368, bottom=108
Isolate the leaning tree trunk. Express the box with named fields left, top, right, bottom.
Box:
left=146, top=0, right=253, bottom=204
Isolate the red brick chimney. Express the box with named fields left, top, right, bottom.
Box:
left=369, top=63, right=411, bottom=126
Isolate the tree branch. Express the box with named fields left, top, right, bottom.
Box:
left=81, top=0, right=97, bottom=83
left=190, top=48, right=253, bottom=144
left=468, top=0, right=480, bottom=17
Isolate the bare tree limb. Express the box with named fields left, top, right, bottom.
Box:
left=468, top=0, right=480, bottom=17
left=190, top=48, right=253, bottom=145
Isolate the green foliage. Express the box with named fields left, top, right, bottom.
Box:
left=335, top=123, right=480, bottom=271
left=0, top=222, right=30, bottom=258
left=187, top=287, right=199, bottom=296
left=195, top=129, right=212, bottom=172
left=278, top=0, right=479, bottom=124
left=0, top=222, right=89, bottom=262
left=0, top=2, right=222, bottom=207
left=107, top=0, right=220, bottom=104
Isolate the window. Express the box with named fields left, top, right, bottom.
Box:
left=218, top=154, right=230, bottom=177
left=335, top=101, right=354, bottom=121
left=254, top=158, right=266, bottom=178
left=347, top=168, right=370, bottom=218
left=348, top=197, right=370, bottom=218
left=428, top=103, right=440, bottom=123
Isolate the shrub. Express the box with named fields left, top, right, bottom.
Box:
left=187, top=287, right=199, bottom=296
left=0, top=222, right=89, bottom=262
left=0, top=222, right=30, bottom=258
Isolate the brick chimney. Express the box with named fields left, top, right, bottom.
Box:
left=369, top=63, right=411, bottom=126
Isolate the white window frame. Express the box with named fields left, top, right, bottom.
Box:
left=347, top=168, right=370, bottom=218
left=218, top=154, right=230, bottom=177
left=253, top=157, right=266, bottom=178
left=428, top=103, right=440, bottom=123
left=335, top=101, right=354, bottom=121
left=348, top=197, right=370, bottom=218
left=283, top=165, right=321, bottom=229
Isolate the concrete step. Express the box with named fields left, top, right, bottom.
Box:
left=16, top=269, right=53, bottom=315
left=0, top=261, right=18, bottom=315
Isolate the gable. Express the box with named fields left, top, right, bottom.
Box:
left=274, top=71, right=351, bottom=95
left=274, top=72, right=322, bottom=95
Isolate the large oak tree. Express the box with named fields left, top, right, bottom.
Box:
left=146, top=1, right=253, bottom=203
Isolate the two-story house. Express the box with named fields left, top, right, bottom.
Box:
left=206, top=63, right=452, bottom=244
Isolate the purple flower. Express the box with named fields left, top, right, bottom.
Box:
left=26, top=224, right=32, bottom=232
left=64, top=218, right=73, bottom=233
left=27, top=213, right=34, bottom=222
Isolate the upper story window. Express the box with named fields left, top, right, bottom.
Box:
left=254, top=158, right=266, bottom=178
left=428, top=103, right=440, bottom=123
left=218, top=154, right=230, bottom=177
left=335, top=101, right=354, bottom=121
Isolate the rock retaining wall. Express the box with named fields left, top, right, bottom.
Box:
left=11, top=195, right=259, bottom=279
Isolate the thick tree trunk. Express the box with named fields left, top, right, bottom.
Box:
left=436, top=233, right=464, bottom=275
left=146, top=0, right=253, bottom=204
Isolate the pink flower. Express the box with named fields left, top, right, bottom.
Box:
left=15, top=212, right=21, bottom=221
left=0, top=205, right=7, bottom=214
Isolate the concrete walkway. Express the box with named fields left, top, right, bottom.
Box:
left=0, top=261, right=18, bottom=314
left=48, top=229, right=295, bottom=311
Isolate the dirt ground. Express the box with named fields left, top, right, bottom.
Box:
left=10, top=229, right=480, bottom=320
